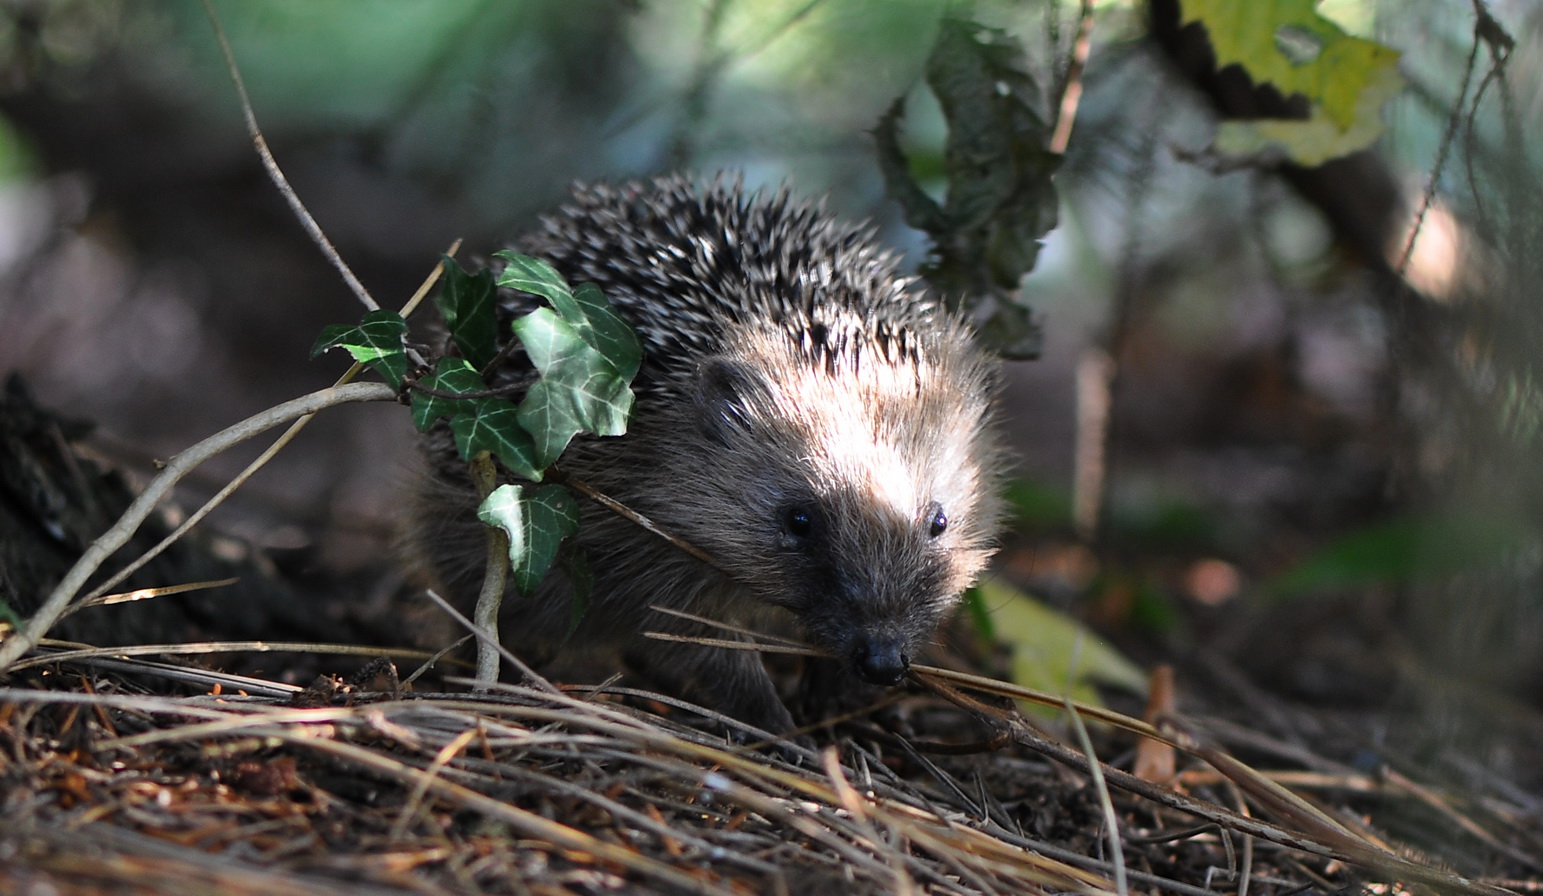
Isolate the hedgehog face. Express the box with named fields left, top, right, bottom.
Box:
left=682, top=325, right=1001, bottom=683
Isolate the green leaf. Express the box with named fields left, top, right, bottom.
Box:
left=572, top=283, right=643, bottom=381
left=494, top=252, right=584, bottom=321
left=1179, top=0, right=1405, bottom=165
left=875, top=16, right=1056, bottom=359
left=450, top=400, right=543, bottom=482
left=1266, top=511, right=1527, bottom=598
left=976, top=301, right=1043, bottom=361
left=435, top=255, right=499, bottom=370
left=496, top=252, right=643, bottom=381
left=410, top=357, right=486, bottom=432
left=477, top=483, right=580, bottom=596
left=311, top=309, right=408, bottom=389
left=0, top=596, right=23, bottom=633
left=512, top=307, right=635, bottom=467
left=976, top=578, right=1147, bottom=714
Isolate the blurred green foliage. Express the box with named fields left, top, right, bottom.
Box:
left=1267, top=510, right=1530, bottom=599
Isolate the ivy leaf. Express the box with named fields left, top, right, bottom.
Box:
left=513, top=308, right=634, bottom=468
left=410, top=357, right=486, bottom=431
left=495, top=252, right=584, bottom=320
left=572, top=283, right=643, bottom=382
left=450, top=400, right=543, bottom=482
left=477, top=483, right=580, bottom=596
left=311, top=309, right=408, bottom=389
left=436, top=255, right=499, bottom=370
left=1178, top=0, right=1405, bottom=165
left=495, top=252, right=643, bottom=380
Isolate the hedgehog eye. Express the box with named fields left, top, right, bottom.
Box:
left=926, top=503, right=948, bottom=538
left=782, top=504, right=817, bottom=542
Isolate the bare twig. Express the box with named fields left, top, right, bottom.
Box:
left=419, top=588, right=560, bottom=696
left=640, top=633, right=826, bottom=659
left=388, top=725, right=479, bottom=842
left=562, top=475, right=724, bottom=569
left=62, top=577, right=239, bottom=616
left=1394, top=9, right=1481, bottom=280
left=920, top=673, right=1520, bottom=896
left=1048, top=0, right=1096, bottom=154
left=200, top=0, right=378, bottom=313
left=10, top=639, right=440, bottom=674
left=647, top=605, right=809, bottom=647
left=85, top=249, right=456, bottom=605
left=1065, top=699, right=1128, bottom=896
left=468, top=453, right=509, bottom=689
left=0, top=381, right=396, bottom=672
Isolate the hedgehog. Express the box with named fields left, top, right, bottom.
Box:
left=408, top=174, right=1004, bottom=735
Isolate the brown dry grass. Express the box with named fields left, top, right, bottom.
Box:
left=1, top=635, right=1536, bottom=896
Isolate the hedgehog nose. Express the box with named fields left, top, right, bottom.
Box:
left=854, top=635, right=910, bottom=686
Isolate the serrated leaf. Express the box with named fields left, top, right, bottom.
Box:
left=436, top=255, right=499, bottom=369
left=494, top=252, right=584, bottom=321
left=311, top=310, right=408, bottom=389
left=1179, top=0, right=1404, bottom=165
left=477, top=483, right=580, bottom=596
left=976, top=577, right=1147, bottom=714
left=410, top=357, right=486, bottom=431
left=450, top=400, right=543, bottom=482
left=512, top=307, right=634, bottom=467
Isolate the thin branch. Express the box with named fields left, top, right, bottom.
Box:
left=1048, top=0, right=1095, bottom=155
left=86, top=252, right=455, bottom=602
left=419, top=587, right=561, bottom=696
left=10, top=639, right=439, bottom=674
left=1394, top=11, right=1481, bottom=279
left=640, top=633, right=826, bottom=658
left=561, top=474, right=723, bottom=569
left=404, top=377, right=535, bottom=401
left=62, top=576, right=239, bottom=616
left=200, top=0, right=378, bottom=313
left=468, top=453, right=509, bottom=689
left=1065, top=699, right=1128, bottom=896
left=647, top=604, right=809, bottom=647
left=0, top=381, right=396, bottom=672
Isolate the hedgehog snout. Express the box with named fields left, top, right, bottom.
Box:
left=852, top=632, right=910, bottom=686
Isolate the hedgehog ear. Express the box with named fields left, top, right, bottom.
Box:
left=695, top=357, right=762, bottom=446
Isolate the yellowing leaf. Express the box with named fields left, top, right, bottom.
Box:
left=976, top=578, right=1147, bottom=715
left=1179, top=0, right=1404, bottom=165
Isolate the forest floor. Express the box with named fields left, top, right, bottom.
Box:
left=2, top=516, right=1540, bottom=896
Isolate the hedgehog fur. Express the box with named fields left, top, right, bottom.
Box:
left=408, top=174, right=1004, bottom=735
